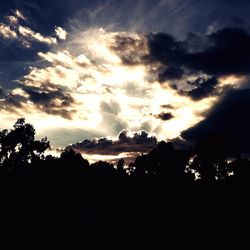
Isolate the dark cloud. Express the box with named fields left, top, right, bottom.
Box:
left=155, top=112, right=174, bottom=121
left=4, top=92, right=26, bottom=108
left=143, top=27, right=250, bottom=100
left=111, top=34, right=147, bottom=65
left=0, top=84, right=76, bottom=119
left=110, top=26, right=250, bottom=93
left=147, top=27, right=250, bottom=78
left=24, top=86, right=76, bottom=119
left=0, top=87, right=4, bottom=97
left=65, top=130, right=157, bottom=156
left=159, top=67, right=184, bottom=81
left=181, top=76, right=218, bottom=100
left=0, top=90, right=27, bottom=114
left=187, top=28, right=250, bottom=76
left=161, top=104, right=174, bottom=109
left=147, top=32, right=186, bottom=67
left=182, top=88, right=250, bottom=153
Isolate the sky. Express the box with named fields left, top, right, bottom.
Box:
left=1, top=0, right=250, bottom=162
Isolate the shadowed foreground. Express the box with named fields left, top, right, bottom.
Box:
left=0, top=119, right=249, bottom=247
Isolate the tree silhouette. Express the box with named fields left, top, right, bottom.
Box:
left=0, top=118, right=49, bottom=175
left=130, top=141, right=191, bottom=185
left=0, top=118, right=249, bottom=246
left=117, top=158, right=126, bottom=176
left=189, top=133, right=240, bottom=183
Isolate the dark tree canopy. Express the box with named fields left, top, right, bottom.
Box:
left=0, top=118, right=49, bottom=174
left=0, top=119, right=249, bottom=247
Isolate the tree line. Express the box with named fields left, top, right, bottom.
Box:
left=0, top=118, right=249, bottom=187
left=0, top=118, right=249, bottom=246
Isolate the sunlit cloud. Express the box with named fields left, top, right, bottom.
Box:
left=6, top=15, right=19, bottom=26
left=14, top=10, right=27, bottom=21
left=218, top=75, right=246, bottom=89
left=0, top=23, right=17, bottom=39
left=0, top=9, right=58, bottom=48
left=19, top=26, right=57, bottom=45
left=0, top=1, right=250, bottom=164
left=0, top=26, right=224, bottom=148
left=55, top=26, right=67, bottom=40
left=1, top=23, right=245, bottom=161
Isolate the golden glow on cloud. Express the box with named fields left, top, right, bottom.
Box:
left=0, top=23, right=17, bottom=39
left=218, top=75, right=246, bottom=88
left=14, top=10, right=27, bottom=21
left=19, top=26, right=57, bottom=45
left=0, top=27, right=226, bottom=148
left=55, top=26, right=67, bottom=40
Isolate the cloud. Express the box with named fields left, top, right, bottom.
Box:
left=0, top=88, right=28, bottom=114
left=100, top=100, right=121, bottom=114
left=19, top=26, right=57, bottom=45
left=6, top=15, right=19, bottom=26
left=55, top=26, right=67, bottom=40
left=23, top=87, right=76, bottom=119
left=1, top=1, right=250, bottom=161
left=110, top=33, right=148, bottom=65
left=14, top=10, right=27, bottom=21
left=155, top=112, right=174, bottom=121
left=186, top=28, right=250, bottom=76
left=0, top=9, right=57, bottom=49
left=181, top=76, right=218, bottom=100
left=0, top=27, right=218, bottom=149
left=161, top=104, right=174, bottom=109
left=132, top=27, right=250, bottom=105
left=4, top=10, right=27, bottom=28
left=159, top=67, right=184, bottom=81
left=182, top=88, right=250, bottom=153
left=147, top=28, right=250, bottom=78
left=0, top=58, right=77, bottom=119
left=0, top=87, right=4, bottom=97
left=65, top=130, right=157, bottom=156
left=0, top=23, right=17, bottom=39
left=146, top=32, right=186, bottom=72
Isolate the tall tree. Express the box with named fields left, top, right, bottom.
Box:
left=0, top=118, right=50, bottom=174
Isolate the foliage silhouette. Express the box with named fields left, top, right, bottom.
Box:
left=0, top=118, right=49, bottom=175
left=0, top=119, right=250, bottom=246
left=189, top=133, right=240, bottom=183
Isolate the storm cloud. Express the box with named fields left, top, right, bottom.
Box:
left=135, top=27, right=250, bottom=102
left=147, top=27, right=250, bottom=78
left=65, top=130, right=157, bottom=156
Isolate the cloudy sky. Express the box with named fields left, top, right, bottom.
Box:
left=1, top=0, right=250, bottom=162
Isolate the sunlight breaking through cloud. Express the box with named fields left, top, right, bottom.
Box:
left=0, top=26, right=223, bottom=144
left=1, top=17, right=244, bottom=160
